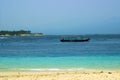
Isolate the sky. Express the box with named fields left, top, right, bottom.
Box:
left=0, top=0, right=120, bottom=35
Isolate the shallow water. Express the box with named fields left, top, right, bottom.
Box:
left=0, top=35, right=120, bottom=71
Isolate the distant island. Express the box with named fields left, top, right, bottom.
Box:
left=0, top=30, right=43, bottom=36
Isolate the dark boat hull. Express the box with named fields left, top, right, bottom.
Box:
left=60, top=38, right=90, bottom=42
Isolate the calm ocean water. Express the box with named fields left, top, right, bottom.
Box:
left=0, top=35, right=120, bottom=71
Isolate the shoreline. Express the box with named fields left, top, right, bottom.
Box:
left=0, top=68, right=120, bottom=72
left=0, top=69, right=120, bottom=80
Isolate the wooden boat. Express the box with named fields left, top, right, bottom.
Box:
left=60, top=37, right=90, bottom=42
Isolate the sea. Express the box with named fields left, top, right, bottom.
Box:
left=0, top=35, right=120, bottom=71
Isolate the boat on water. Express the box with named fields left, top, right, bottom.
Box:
left=60, top=37, right=90, bottom=42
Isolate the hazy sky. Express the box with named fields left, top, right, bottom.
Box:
left=0, top=0, right=120, bottom=34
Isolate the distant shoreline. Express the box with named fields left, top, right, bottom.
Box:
left=0, top=33, right=43, bottom=37
left=0, top=30, right=43, bottom=36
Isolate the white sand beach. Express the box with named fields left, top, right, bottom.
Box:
left=0, top=70, right=120, bottom=80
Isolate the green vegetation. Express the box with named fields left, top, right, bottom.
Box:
left=0, top=30, right=31, bottom=36
left=0, top=30, right=43, bottom=36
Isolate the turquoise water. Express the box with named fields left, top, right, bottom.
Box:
left=0, top=35, right=120, bottom=71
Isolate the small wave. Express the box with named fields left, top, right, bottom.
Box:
left=0, top=68, right=87, bottom=72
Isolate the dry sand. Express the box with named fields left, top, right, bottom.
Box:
left=0, top=70, right=120, bottom=80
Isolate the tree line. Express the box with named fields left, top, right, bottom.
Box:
left=0, top=30, right=31, bottom=36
